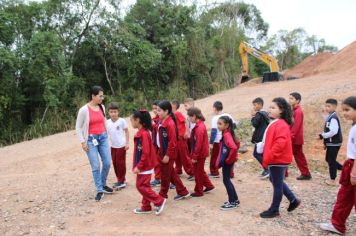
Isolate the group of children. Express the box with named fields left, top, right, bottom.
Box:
left=103, top=93, right=356, bottom=234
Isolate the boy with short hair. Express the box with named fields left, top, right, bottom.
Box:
left=150, top=100, right=161, bottom=187
left=289, top=92, right=312, bottom=180
left=171, top=100, right=194, bottom=180
left=319, top=98, right=343, bottom=186
left=209, top=101, right=236, bottom=178
left=251, top=97, right=270, bottom=179
left=106, top=102, right=129, bottom=190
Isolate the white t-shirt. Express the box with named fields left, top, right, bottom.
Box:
left=347, top=124, right=356, bottom=160
left=211, top=113, right=236, bottom=143
left=106, top=118, right=128, bottom=148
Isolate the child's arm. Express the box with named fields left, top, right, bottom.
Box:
left=351, top=160, right=356, bottom=185
left=165, top=124, right=177, bottom=161
left=191, top=128, right=204, bottom=161
left=251, top=112, right=261, bottom=128
left=270, top=127, right=288, bottom=158
left=136, top=134, right=150, bottom=172
left=224, top=134, right=238, bottom=165
left=184, top=118, right=190, bottom=139
left=321, top=118, right=339, bottom=139
left=290, top=110, right=302, bottom=140
left=209, top=118, right=217, bottom=146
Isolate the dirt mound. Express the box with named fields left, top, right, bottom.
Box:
left=283, top=52, right=334, bottom=79
left=284, top=41, right=356, bottom=79
left=317, top=41, right=356, bottom=74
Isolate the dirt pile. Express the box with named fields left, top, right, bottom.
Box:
left=284, top=41, right=356, bottom=79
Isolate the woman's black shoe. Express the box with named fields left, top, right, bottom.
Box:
left=260, top=209, right=280, bottom=218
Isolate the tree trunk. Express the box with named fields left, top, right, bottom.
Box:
left=102, top=55, right=115, bottom=96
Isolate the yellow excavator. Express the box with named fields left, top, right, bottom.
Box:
left=239, top=41, right=282, bottom=83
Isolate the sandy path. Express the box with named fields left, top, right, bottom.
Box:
left=1, top=72, right=356, bottom=236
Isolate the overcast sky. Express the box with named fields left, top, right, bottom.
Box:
left=121, top=0, right=356, bottom=50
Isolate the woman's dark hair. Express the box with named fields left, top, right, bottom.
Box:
left=272, top=97, right=293, bottom=126
left=89, top=85, right=105, bottom=116
left=158, top=100, right=178, bottom=140
left=90, top=85, right=104, bottom=99
left=187, top=107, right=205, bottom=121
left=132, top=110, right=152, bottom=131
left=343, top=96, right=356, bottom=109
left=219, top=116, right=237, bottom=144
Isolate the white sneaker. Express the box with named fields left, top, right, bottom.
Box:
left=320, top=223, right=343, bottom=235
left=133, top=208, right=152, bottom=214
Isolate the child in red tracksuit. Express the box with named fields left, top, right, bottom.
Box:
left=171, top=100, right=194, bottom=180
left=151, top=100, right=162, bottom=187
left=156, top=100, right=191, bottom=200
left=131, top=109, right=166, bottom=215
left=216, top=116, right=240, bottom=210
left=320, top=96, right=356, bottom=235
left=187, top=107, right=215, bottom=197
left=258, top=97, right=301, bottom=218
left=288, top=92, right=312, bottom=180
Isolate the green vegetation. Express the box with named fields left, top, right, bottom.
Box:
left=0, top=0, right=336, bottom=146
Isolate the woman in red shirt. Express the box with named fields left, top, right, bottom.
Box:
left=131, top=109, right=166, bottom=215
left=259, top=97, right=301, bottom=218
left=75, top=86, right=113, bottom=202
left=188, top=107, right=215, bottom=197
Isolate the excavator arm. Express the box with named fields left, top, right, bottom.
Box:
left=239, top=42, right=281, bottom=83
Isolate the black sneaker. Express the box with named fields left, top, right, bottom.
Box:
left=174, top=193, right=192, bottom=201
left=208, top=174, right=220, bottom=178
left=222, top=200, right=240, bottom=207
left=260, top=170, right=270, bottom=180
left=220, top=202, right=238, bottom=211
left=103, top=186, right=114, bottom=194
left=150, top=179, right=161, bottom=187
left=113, top=182, right=127, bottom=190
left=296, top=175, right=312, bottom=180
left=187, top=175, right=195, bottom=181
left=95, top=192, right=104, bottom=202
left=203, top=187, right=215, bottom=193
left=287, top=198, right=301, bottom=212
left=190, top=192, right=203, bottom=197
left=155, top=199, right=167, bottom=215
left=260, top=209, right=280, bottom=218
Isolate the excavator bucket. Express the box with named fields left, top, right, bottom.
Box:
left=262, top=72, right=282, bottom=83
left=241, top=75, right=249, bottom=83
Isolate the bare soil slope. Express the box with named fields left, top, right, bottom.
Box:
left=284, top=41, right=356, bottom=79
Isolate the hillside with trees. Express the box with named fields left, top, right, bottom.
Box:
left=0, top=0, right=336, bottom=145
